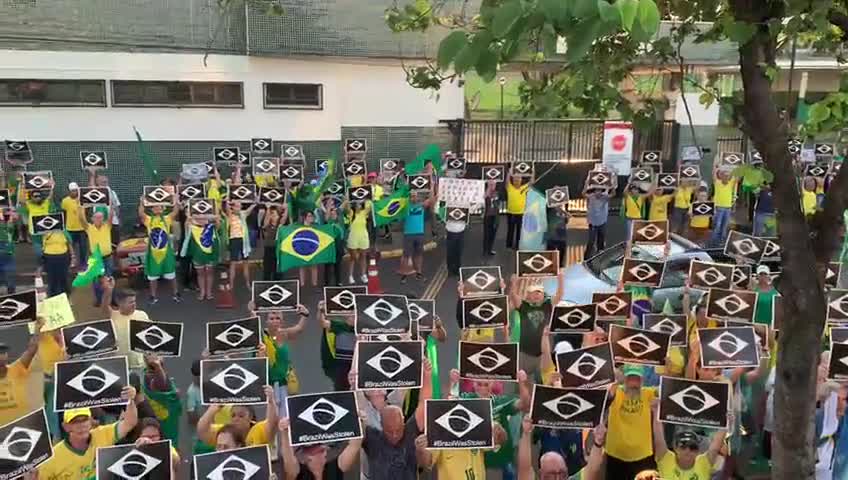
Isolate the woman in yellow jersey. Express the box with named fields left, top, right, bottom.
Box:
left=78, top=208, right=114, bottom=306
left=197, top=385, right=279, bottom=451
left=345, top=199, right=371, bottom=284
left=41, top=226, right=74, bottom=297
left=605, top=365, right=658, bottom=479
left=709, top=168, right=738, bottom=247
left=648, top=184, right=676, bottom=221
left=671, top=181, right=696, bottom=233
left=651, top=402, right=728, bottom=480
left=802, top=176, right=818, bottom=217
left=623, top=183, right=647, bottom=239
left=21, top=188, right=55, bottom=259
left=688, top=186, right=712, bottom=245
left=505, top=174, right=530, bottom=249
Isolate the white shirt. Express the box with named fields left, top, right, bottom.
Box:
left=109, top=188, right=121, bottom=225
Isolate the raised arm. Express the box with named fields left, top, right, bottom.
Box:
left=508, top=275, right=523, bottom=314
left=197, top=404, right=222, bottom=446
left=582, top=424, right=607, bottom=480
left=282, top=305, right=309, bottom=340
left=651, top=399, right=668, bottom=461
left=706, top=419, right=729, bottom=465
left=278, top=418, right=300, bottom=479
left=552, top=269, right=565, bottom=305
left=517, top=416, right=535, bottom=480
left=18, top=325, right=41, bottom=369
left=415, top=358, right=432, bottom=430
left=137, top=196, right=148, bottom=224
left=77, top=202, right=89, bottom=228
left=263, top=385, right=278, bottom=446
left=337, top=420, right=363, bottom=472
left=116, top=386, right=139, bottom=440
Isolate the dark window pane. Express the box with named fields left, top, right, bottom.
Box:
left=112, top=81, right=242, bottom=107
left=0, top=79, right=105, bottom=106
left=264, top=83, right=322, bottom=108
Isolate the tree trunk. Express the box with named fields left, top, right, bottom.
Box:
left=731, top=17, right=827, bottom=480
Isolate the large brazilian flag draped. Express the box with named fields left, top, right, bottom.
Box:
left=372, top=184, right=410, bottom=227
left=276, top=224, right=337, bottom=272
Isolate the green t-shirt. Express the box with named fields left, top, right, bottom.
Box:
left=0, top=222, right=14, bottom=255
left=754, top=287, right=778, bottom=325
left=262, top=331, right=290, bottom=385
left=461, top=393, right=518, bottom=468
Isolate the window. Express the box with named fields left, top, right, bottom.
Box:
left=111, top=81, right=243, bottom=107
left=263, top=83, right=322, bottom=109
left=0, top=79, right=106, bottom=106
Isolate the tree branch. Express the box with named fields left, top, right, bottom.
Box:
left=812, top=164, right=848, bottom=261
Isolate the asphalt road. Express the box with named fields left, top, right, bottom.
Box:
left=3, top=214, right=627, bottom=479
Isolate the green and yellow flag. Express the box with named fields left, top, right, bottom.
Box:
left=143, top=378, right=183, bottom=443
left=72, top=245, right=105, bottom=287
left=405, top=144, right=443, bottom=176
left=372, top=184, right=410, bottom=227
left=276, top=224, right=337, bottom=272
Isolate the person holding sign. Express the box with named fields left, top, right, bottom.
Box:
left=651, top=399, right=729, bottom=480
left=181, top=206, right=221, bottom=301
left=197, top=385, right=279, bottom=451
left=605, top=365, right=657, bottom=480
left=517, top=416, right=607, bottom=480
left=0, top=208, right=18, bottom=294
left=0, top=331, right=40, bottom=426
left=505, top=173, right=530, bottom=250
left=708, top=168, right=738, bottom=247
left=77, top=208, right=113, bottom=306
left=278, top=414, right=364, bottom=480
left=138, top=192, right=181, bottom=304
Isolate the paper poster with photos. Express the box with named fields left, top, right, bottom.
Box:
left=546, top=187, right=569, bottom=208
left=200, top=357, right=268, bottom=405
left=459, top=266, right=503, bottom=297
left=80, top=151, right=108, bottom=170
left=688, top=260, right=735, bottom=290
left=0, top=408, right=53, bottom=480
left=251, top=280, right=300, bottom=312
left=630, top=220, right=669, bottom=246
left=61, top=319, right=118, bottom=359
left=354, top=294, right=411, bottom=335
left=327, top=181, right=346, bottom=198
left=78, top=187, right=111, bottom=207
left=609, top=324, right=670, bottom=366
left=706, top=288, right=758, bottom=322
left=54, top=356, right=129, bottom=411
left=697, top=326, right=760, bottom=368
left=829, top=343, right=848, bottom=381
left=287, top=391, right=363, bottom=446
left=749, top=150, right=763, bottom=165
left=658, top=377, right=730, bottom=429
left=323, top=286, right=367, bottom=315
left=481, top=165, right=505, bottom=182
left=408, top=299, right=435, bottom=330
left=342, top=160, right=367, bottom=179
left=620, top=258, right=665, bottom=287
left=828, top=290, right=848, bottom=323
left=143, top=186, right=175, bottom=207
left=679, top=164, right=701, bottom=181
left=356, top=340, right=423, bottom=390
left=732, top=265, right=752, bottom=289
left=0, top=290, right=37, bottom=327
left=555, top=343, right=616, bottom=389
left=644, top=314, right=688, bottom=347
left=181, top=163, right=209, bottom=183
left=348, top=186, right=373, bottom=202
left=228, top=184, right=257, bottom=203
left=549, top=304, right=596, bottom=333
left=657, top=173, right=678, bottom=189
left=95, top=440, right=171, bottom=480
left=592, top=292, right=632, bottom=320
left=724, top=231, right=767, bottom=263
left=529, top=385, right=608, bottom=430
left=516, top=250, right=560, bottom=278
left=462, top=295, right=509, bottom=329
left=438, top=178, right=486, bottom=208
left=586, top=169, right=615, bottom=189
left=31, top=213, right=64, bottom=235
left=178, top=184, right=204, bottom=204
left=251, top=137, right=273, bottom=155
left=194, top=445, right=272, bottom=480
left=344, top=138, right=368, bottom=154
left=253, top=157, right=279, bottom=177
left=129, top=320, right=183, bottom=357
left=425, top=399, right=494, bottom=449
left=4, top=140, right=32, bottom=164
left=459, top=342, right=519, bottom=382
left=206, top=317, right=261, bottom=356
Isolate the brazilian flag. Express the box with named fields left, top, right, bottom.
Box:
left=143, top=378, right=183, bottom=443
left=276, top=224, right=337, bottom=272
left=405, top=144, right=443, bottom=176
left=372, top=184, right=410, bottom=227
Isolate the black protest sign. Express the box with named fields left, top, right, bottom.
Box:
left=762, top=238, right=780, bottom=259
left=178, top=184, right=204, bottom=204
left=446, top=207, right=469, bottom=224
left=688, top=260, right=734, bottom=290
left=530, top=385, right=608, bottom=430
left=446, top=156, right=466, bottom=172
left=460, top=266, right=503, bottom=297
left=691, top=201, right=714, bottom=217
left=481, top=165, right=504, bottom=182
left=258, top=187, right=287, bottom=205
left=143, top=186, right=174, bottom=207
left=459, top=342, right=519, bottom=381
left=237, top=151, right=251, bottom=166
left=697, top=326, right=760, bottom=368
left=0, top=409, right=53, bottom=480
left=61, top=319, right=117, bottom=359
left=251, top=137, right=273, bottom=155
left=78, top=187, right=110, bottom=207
left=0, top=290, right=36, bottom=327
left=194, top=446, right=272, bottom=480
left=724, top=230, right=767, bottom=263
left=130, top=320, right=183, bottom=357
left=461, top=295, right=509, bottom=329
left=658, top=377, right=730, bottom=429
left=826, top=262, right=842, bottom=289
left=344, top=138, right=368, bottom=154
left=23, top=172, right=51, bottom=191
left=408, top=299, right=435, bottom=330
left=586, top=170, right=614, bottom=189
left=4, top=140, right=32, bottom=164
left=206, top=317, right=261, bottom=356
left=621, top=258, right=665, bottom=287
left=348, top=186, right=373, bottom=202
left=815, top=143, right=836, bottom=156
left=228, top=184, right=257, bottom=203
left=213, top=146, right=240, bottom=163
left=593, top=292, right=632, bottom=320
left=252, top=280, right=299, bottom=312
left=0, top=190, right=11, bottom=209
left=788, top=138, right=802, bottom=155
left=732, top=265, right=752, bottom=289
left=549, top=304, right=596, bottom=333
left=380, top=158, right=401, bottom=173
left=426, top=399, right=493, bottom=449
left=555, top=343, right=616, bottom=389
left=516, top=250, right=559, bottom=278
left=679, top=164, right=701, bottom=181
left=343, top=160, right=367, bottom=178
left=828, top=290, right=848, bottom=323
left=327, top=181, right=346, bottom=198
left=719, top=151, right=745, bottom=167
left=279, top=164, right=304, bottom=183
left=54, top=356, right=128, bottom=411
left=706, top=288, right=758, bottom=322
left=831, top=327, right=848, bottom=345
left=31, top=213, right=64, bottom=235
left=201, top=357, right=267, bottom=405
left=772, top=295, right=784, bottom=331
left=356, top=341, right=423, bottom=390
left=640, top=150, right=661, bottom=165
left=188, top=198, right=216, bottom=218
left=512, top=161, right=534, bottom=177
left=287, top=391, right=362, bottom=446
left=315, top=158, right=331, bottom=174
left=644, top=314, right=688, bottom=347
left=408, top=174, right=432, bottom=192
left=657, top=173, right=678, bottom=189
left=323, top=286, right=367, bottom=315
left=630, top=220, right=669, bottom=246
left=749, top=150, right=764, bottom=165
left=80, top=151, right=108, bottom=170
left=546, top=187, right=569, bottom=208
left=253, top=157, right=279, bottom=177
left=354, top=294, right=411, bottom=335
left=96, top=440, right=171, bottom=480
left=281, top=144, right=305, bottom=161
left=629, top=167, right=653, bottom=184
left=806, top=163, right=829, bottom=178
left=829, top=343, right=848, bottom=381
left=609, top=324, right=670, bottom=366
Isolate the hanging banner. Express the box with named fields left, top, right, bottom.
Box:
left=602, top=121, right=634, bottom=176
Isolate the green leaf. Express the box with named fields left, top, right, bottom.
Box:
left=573, top=0, right=599, bottom=19
left=539, top=0, right=569, bottom=23
left=565, top=17, right=602, bottom=62
left=617, top=0, right=639, bottom=31
left=725, top=21, right=756, bottom=44
left=598, top=0, right=619, bottom=23
left=476, top=48, right=499, bottom=82
left=454, top=41, right=484, bottom=74
left=492, top=0, right=522, bottom=37
left=636, top=0, right=660, bottom=37
left=541, top=25, right=558, bottom=55
left=437, top=31, right=468, bottom=70
left=808, top=103, right=832, bottom=123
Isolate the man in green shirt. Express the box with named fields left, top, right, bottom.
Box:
left=753, top=264, right=778, bottom=325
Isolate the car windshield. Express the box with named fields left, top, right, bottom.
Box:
left=585, top=239, right=690, bottom=283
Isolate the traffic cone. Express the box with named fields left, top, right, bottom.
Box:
left=216, top=270, right=234, bottom=309
left=366, top=256, right=383, bottom=294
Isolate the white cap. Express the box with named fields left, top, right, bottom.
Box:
left=756, top=265, right=771, bottom=275
left=554, top=341, right=574, bottom=355
left=68, top=182, right=79, bottom=190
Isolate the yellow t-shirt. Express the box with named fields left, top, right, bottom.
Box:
left=506, top=182, right=529, bottom=214
left=713, top=178, right=737, bottom=208
left=61, top=196, right=83, bottom=232
left=43, top=232, right=69, bottom=255
left=373, top=184, right=385, bottom=201
left=649, top=194, right=674, bottom=221
left=674, top=186, right=695, bottom=209
left=0, top=360, right=30, bottom=426
left=26, top=200, right=52, bottom=234
left=688, top=314, right=719, bottom=344
left=605, top=387, right=656, bottom=461
left=38, top=333, right=66, bottom=374
left=802, top=190, right=817, bottom=215
left=656, top=346, right=686, bottom=377
left=624, top=195, right=644, bottom=219
left=207, top=420, right=269, bottom=447
left=254, top=175, right=275, bottom=188
left=657, top=450, right=713, bottom=480
left=111, top=310, right=150, bottom=370
left=465, top=329, right=495, bottom=342
left=430, top=449, right=486, bottom=480
left=86, top=223, right=113, bottom=256
left=37, top=423, right=118, bottom=480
